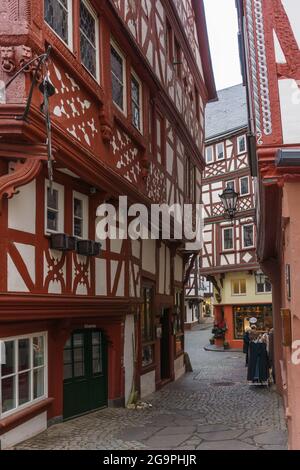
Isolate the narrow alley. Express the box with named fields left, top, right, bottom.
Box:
left=16, top=327, right=287, bottom=451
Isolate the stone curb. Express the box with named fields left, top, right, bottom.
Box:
left=204, top=344, right=243, bottom=352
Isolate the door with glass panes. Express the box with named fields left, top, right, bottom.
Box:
left=63, top=330, right=107, bottom=419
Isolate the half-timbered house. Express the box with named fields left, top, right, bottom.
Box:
left=201, top=84, right=272, bottom=348
left=237, top=0, right=300, bottom=449
left=0, top=0, right=216, bottom=448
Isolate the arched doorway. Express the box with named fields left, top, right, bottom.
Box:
left=63, top=329, right=107, bottom=420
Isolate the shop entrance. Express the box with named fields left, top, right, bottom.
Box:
left=160, top=308, right=171, bottom=381
left=63, top=329, right=107, bottom=420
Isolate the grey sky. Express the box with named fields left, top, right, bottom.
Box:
left=204, top=0, right=242, bottom=91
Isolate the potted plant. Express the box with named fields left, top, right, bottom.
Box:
left=209, top=336, right=215, bottom=345
left=223, top=340, right=230, bottom=350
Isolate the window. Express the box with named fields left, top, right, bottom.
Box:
left=234, top=305, right=273, bottom=339
left=73, top=191, right=88, bottom=239
left=156, top=113, right=165, bottom=164
left=0, top=333, right=47, bottom=417
left=216, top=142, right=224, bottom=160
left=195, top=86, right=200, bottom=122
left=148, top=101, right=154, bottom=154
left=206, top=146, right=213, bottom=164
left=44, top=0, right=73, bottom=48
left=174, top=37, right=182, bottom=78
left=166, top=20, right=173, bottom=62
left=237, top=135, right=246, bottom=154
left=131, top=72, right=142, bottom=132
left=240, top=176, right=249, bottom=195
left=256, top=278, right=272, bottom=294
left=174, top=289, right=184, bottom=355
left=243, top=224, right=254, bottom=248
left=232, top=280, right=247, bottom=296
left=79, top=0, right=99, bottom=80
left=222, top=227, right=234, bottom=251
left=141, top=286, right=155, bottom=367
left=111, top=43, right=126, bottom=113
left=45, top=181, right=64, bottom=233
left=226, top=180, right=235, bottom=190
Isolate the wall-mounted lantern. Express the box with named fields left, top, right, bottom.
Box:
left=219, top=187, right=239, bottom=221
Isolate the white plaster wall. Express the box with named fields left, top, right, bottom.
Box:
left=0, top=411, right=47, bottom=449
left=8, top=180, right=36, bottom=234
left=140, top=369, right=156, bottom=398
left=95, top=258, right=107, bottom=295
left=142, top=239, right=156, bottom=274
left=131, top=240, right=140, bottom=259
left=110, top=239, right=123, bottom=254
left=282, top=0, right=300, bottom=49
left=124, top=314, right=135, bottom=406
left=174, top=255, right=183, bottom=282
left=273, top=31, right=285, bottom=64
left=185, top=303, right=198, bottom=325
left=278, top=79, right=300, bottom=144
left=174, top=355, right=185, bottom=381
left=14, top=243, right=35, bottom=283
left=7, top=255, right=28, bottom=292
left=116, top=262, right=125, bottom=296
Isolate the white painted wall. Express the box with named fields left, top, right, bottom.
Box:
left=140, top=369, right=156, bottom=398
left=95, top=258, right=107, bottom=295
left=8, top=180, right=36, bottom=234
left=124, top=314, right=135, bottom=406
left=278, top=79, right=300, bottom=144
left=174, top=255, right=183, bottom=282
left=174, top=355, right=185, bottom=380
left=142, top=239, right=156, bottom=274
left=0, top=411, right=47, bottom=449
left=282, top=0, right=300, bottom=49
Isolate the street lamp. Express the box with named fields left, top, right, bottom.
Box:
left=255, top=270, right=266, bottom=285
left=219, top=187, right=239, bottom=221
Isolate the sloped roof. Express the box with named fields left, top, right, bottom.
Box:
left=205, top=84, right=248, bottom=140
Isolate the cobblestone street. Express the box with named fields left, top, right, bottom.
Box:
left=17, top=328, right=287, bottom=450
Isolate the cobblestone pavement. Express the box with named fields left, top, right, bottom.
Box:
left=17, top=328, right=287, bottom=450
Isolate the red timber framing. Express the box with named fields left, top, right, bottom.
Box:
left=202, top=128, right=258, bottom=276
left=0, top=0, right=215, bottom=446
left=237, top=0, right=300, bottom=449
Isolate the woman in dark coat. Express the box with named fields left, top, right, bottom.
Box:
left=243, top=327, right=251, bottom=366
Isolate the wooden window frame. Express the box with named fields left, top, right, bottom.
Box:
left=240, top=176, right=250, bottom=196
left=0, top=332, right=48, bottom=419
left=79, top=0, right=100, bottom=82
left=206, top=146, right=213, bottom=164
left=242, top=223, right=254, bottom=249
left=222, top=226, right=234, bottom=252
left=45, top=180, right=65, bottom=235
left=237, top=134, right=247, bottom=154
left=130, top=69, right=143, bottom=134
left=110, top=40, right=127, bottom=115
left=216, top=142, right=225, bottom=161
left=232, top=279, right=247, bottom=296
left=44, top=0, right=73, bottom=51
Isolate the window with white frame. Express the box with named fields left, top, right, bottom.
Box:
left=44, top=0, right=73, bottom=48
left=79, top=0, right=99, bottom=80
left=131, top=72, right=142, bottom=132
left=256, top=277, right=272, bottom=294
left=216, top=142, right=224, bottom=160
left=111, top=42, right=126, bottom=113
left=240, top=176, right=249, bottom=195
left=206, top=146, right=213, bottom=164
left=73, top=191, right=88, bottom=239
left=243, top=224, right=254, bottom=248
left=237, top=135, right=246, bottom=154
left=0, top=333, right=47, bottom=417
left=232, top=279, right=246, bottom=295
left=222, top=227, right=234, bottom=251
left=226, top=180, right=235, bottom=190
left=45, top=181, right=64, bottom=233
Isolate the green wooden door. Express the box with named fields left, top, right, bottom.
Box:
left=63, top=330, right=107, bottom=420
